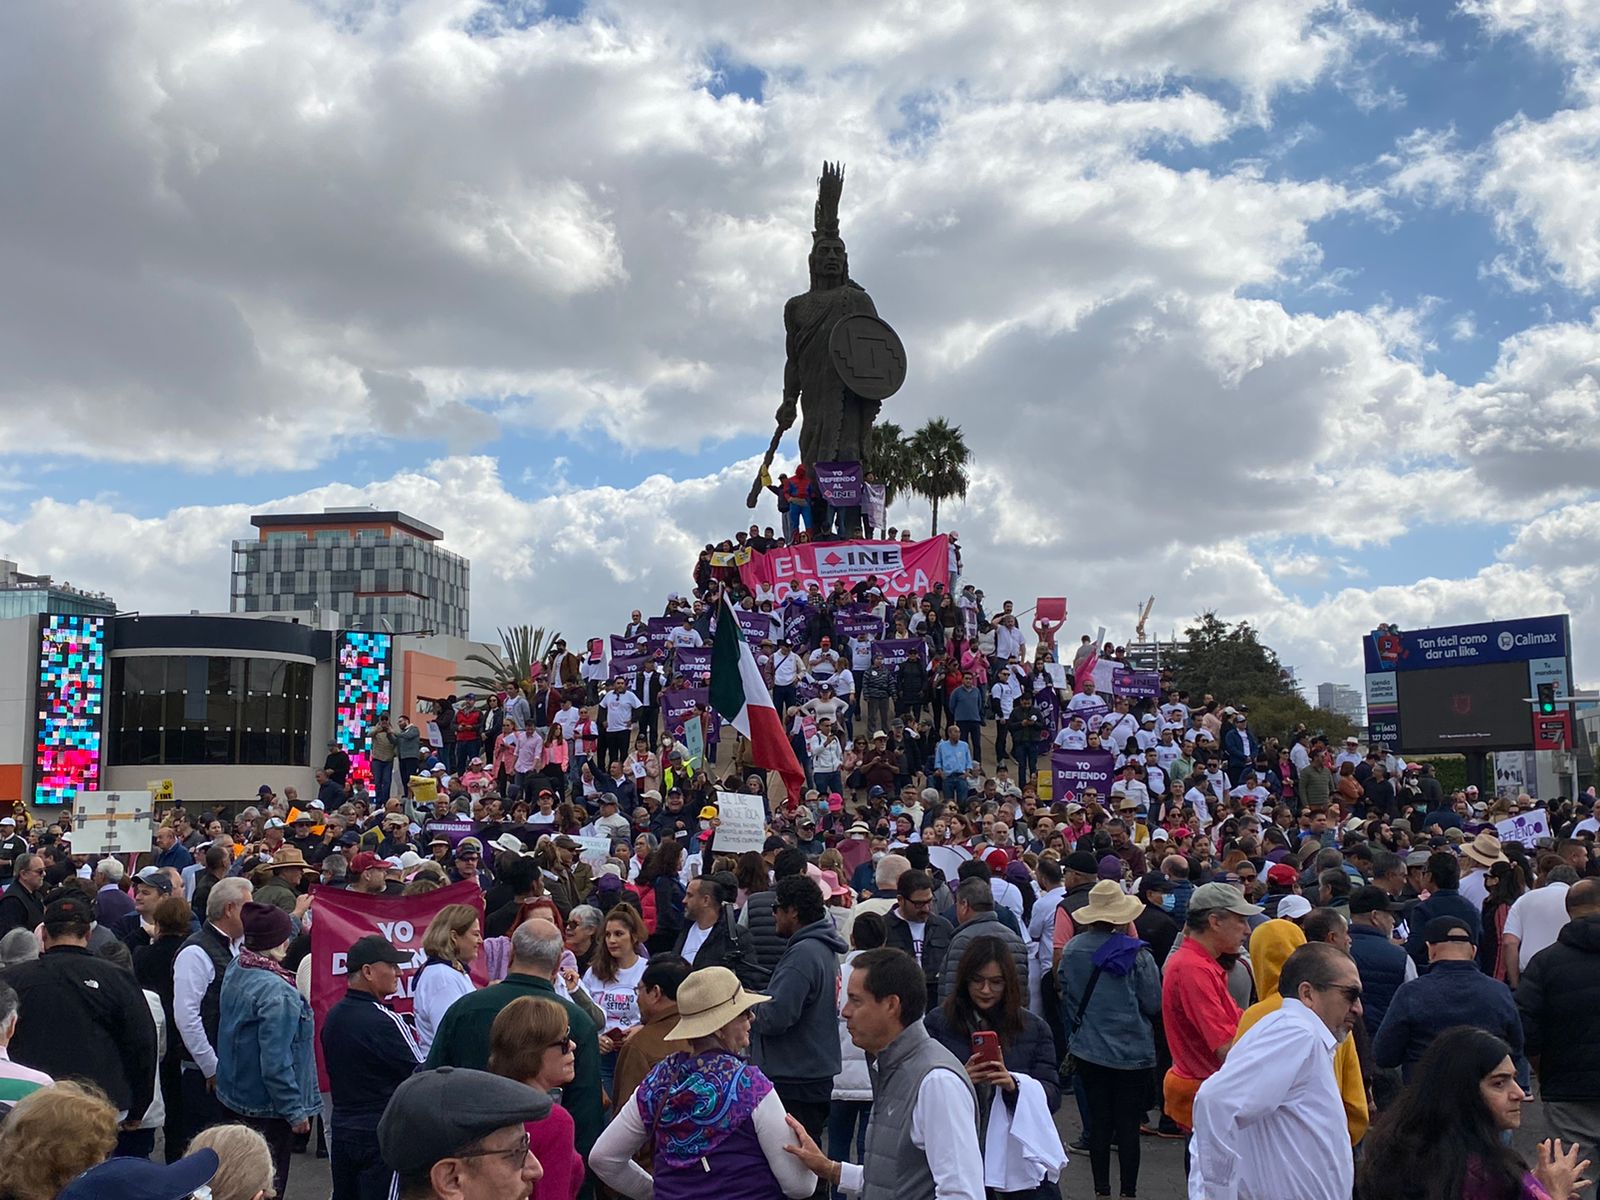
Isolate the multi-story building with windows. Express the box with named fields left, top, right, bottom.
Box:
left=0, top=559, right=116, bottom=620
left=1317, top=681, right=1366, bottom=725
left=229, top=507, right=470, bottom=638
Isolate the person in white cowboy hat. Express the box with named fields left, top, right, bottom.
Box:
left=1059, top=879, right=1162, bottom=1197
left=1456, top=829, right=1508, bottom=909
left=588, top=966, right=818, bottom=1199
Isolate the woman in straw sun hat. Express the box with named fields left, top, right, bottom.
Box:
left=1058, top=879, right=1163, bottom=1199
left=589, top=966, right=818, bottom=1200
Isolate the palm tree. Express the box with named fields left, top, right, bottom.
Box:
left=866, top=421, right=915, bottom=527
left=450, top=625, right=561, bottom=697
left=908, top=418, right=972, bottom=535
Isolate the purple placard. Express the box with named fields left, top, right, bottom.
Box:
left=663, top=687, right=720, bottom=741
left=1050, top=748, right=1117, bottom=802
left=834, top=612, right=885, bottom=643
left=814, top=461, right=863, bottom=504
left=423, top=819, right=479, bottom=848
left=1034, top=686, right=1062, bottom=741
left=1113, top=668, right=1162, bottom=699
left=783, top=607, right=810, bottom=650
left=735, top=609, right=774, bottom=643
left=872, top=638, right=927, bottom=669
left=1066, top=698, right=1109, bottom=727
left=610, top=654, right=648, bottom=681
left=674, top=647, right=712, bottom=679
left=610, top=633, right=643, bottom=658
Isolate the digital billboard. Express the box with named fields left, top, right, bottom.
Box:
left=1394, top=662, right=1534, bottom=753
left=335, top=631, right=391, bottom=787
left=34, top=615, right=108, bottom=806
left=1362, top=615, right=1573, bottom=754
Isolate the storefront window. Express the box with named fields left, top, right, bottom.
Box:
left=109, top=655, right=313, bottom=767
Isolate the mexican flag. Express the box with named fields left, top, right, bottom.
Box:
left=710, top=594, right=805, bottom=803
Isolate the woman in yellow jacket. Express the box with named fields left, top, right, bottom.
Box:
left=1237, top=917, right=1369, bottom=1144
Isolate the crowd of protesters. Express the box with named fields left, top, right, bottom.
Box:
left=1, top=562, right=1600, bottom=1199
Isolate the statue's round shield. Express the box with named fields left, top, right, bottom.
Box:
left=828, top=314, right=907, bottom=401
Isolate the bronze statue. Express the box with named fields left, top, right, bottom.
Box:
left=747, top=162, right=905, bottom=516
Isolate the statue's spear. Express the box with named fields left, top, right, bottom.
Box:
left=745, top=423, right=786, bottom=509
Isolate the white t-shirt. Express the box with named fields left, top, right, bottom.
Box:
left=667, top=627, right=703, bottom=649
left=552, top=706, right=581, bottom=740
left=808, top=650, right=839, bottom=679
left=1066, top=691, right=1104, bottom=712
left=905, top=919, right=927, bottom=960
left=1504, top=883, right=1571, bottom=967
left=582, top=958, right=649, bottom=1032
left=1154, top=742, right=1181, bottom=771
left=601, top=692, right=642, bottom=733
left=773, top=651, right=800, bottom=686
left=681, top=921, right=713, bottom=964
left=1054, top=727, right=1087, bottom=750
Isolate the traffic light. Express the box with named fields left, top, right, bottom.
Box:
left=1538, top=682, right=1557, bottom=715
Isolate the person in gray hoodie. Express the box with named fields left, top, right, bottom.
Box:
left=750, top=874, right=849, bottom=1149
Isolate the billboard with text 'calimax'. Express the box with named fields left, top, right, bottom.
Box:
left=1362, top=615, right=1572, bottom=754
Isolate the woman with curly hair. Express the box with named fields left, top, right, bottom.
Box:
left=0, top=1080, right=118, bottom=1200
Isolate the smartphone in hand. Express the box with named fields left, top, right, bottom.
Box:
left=970, top=1030, right=1003, bottom=1067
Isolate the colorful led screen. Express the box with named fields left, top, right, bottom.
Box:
left=34, top=615, right=107, bottom=806
left=335, top=631, right=391, bottom=786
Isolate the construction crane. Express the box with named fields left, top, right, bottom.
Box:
left=1133, top=596, right=1154, bottom=643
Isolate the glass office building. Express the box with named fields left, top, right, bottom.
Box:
left=229, top=508, right=470, bottom=638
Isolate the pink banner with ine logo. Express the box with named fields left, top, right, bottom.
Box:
left=738, top=535, right=950, bottom=602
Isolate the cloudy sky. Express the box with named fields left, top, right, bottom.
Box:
left=3, top=0, right=1599, bottom=694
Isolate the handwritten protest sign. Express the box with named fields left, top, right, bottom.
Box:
left=712, top=790, right=767, bottom=853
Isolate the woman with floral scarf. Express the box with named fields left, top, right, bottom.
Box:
left=215, top=901, right=318, bottom=1200
left=589, top=966, right=818, bottom=1200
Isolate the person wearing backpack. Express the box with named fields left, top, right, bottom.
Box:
left=1058, top=881, right=1162, bottom=1200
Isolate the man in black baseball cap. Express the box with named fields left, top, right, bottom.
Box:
left=322, top=935, right=422, bottom=1197
left=1371, top=915, right=1523, bottom=1083
left=378, top=1066, right=549, bottom=1197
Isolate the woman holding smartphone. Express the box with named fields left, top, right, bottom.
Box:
left=923, top=936, right=1063, bottom=1200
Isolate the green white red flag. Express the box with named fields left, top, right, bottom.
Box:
left=710, top=594, right=805, bottom=804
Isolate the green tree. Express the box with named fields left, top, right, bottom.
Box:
left=1172, top=612, right=1355, bottom=742
left=907, top=417, right=972, bottom=536
left=866, top=421, right=914, bottom=525
left=450, top=625, right=560, bottom=697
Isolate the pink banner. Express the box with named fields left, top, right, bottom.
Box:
left=309, top=878, right=487, bottom=1089
left=738, top=536, right=950, bottom=602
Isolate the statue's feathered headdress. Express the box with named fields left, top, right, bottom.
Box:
left=813, top=161, right=844, bottom=242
